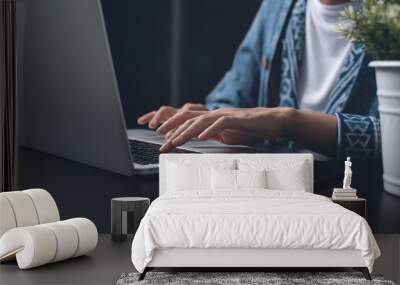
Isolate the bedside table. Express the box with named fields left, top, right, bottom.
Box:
left=331, top=198, right=366, bottom=219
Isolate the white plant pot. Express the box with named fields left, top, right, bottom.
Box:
left=370, top=61, right=400, bottom=196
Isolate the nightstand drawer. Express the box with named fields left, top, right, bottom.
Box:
left=331, top=198, right=366, bottom=219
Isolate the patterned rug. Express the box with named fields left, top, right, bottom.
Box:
left=117, top=271, right=396, bottom=285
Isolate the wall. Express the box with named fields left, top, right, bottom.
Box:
left=101, top=0, right=260, bottom=127
left=15, top=1, right=400, bottom=282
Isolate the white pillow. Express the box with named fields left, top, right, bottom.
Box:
left=167, top=160, right=235, bottom=192
left=211, top=169, right=267, bottom=191
left=237, top=169, right=267, bottom=189
left=211, top=169, right=236, bottom=190
left=266, top=162, right=307, bottom=191
left=238, top=159, right=308, bottom=192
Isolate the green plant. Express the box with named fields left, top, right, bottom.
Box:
left=338, top=0, right=400, bottom=60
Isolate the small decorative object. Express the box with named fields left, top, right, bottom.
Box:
left=338, top=0, right=400, bottom=196
left=333, top=157, right=358, bottom=200
left=343, top=157, right=353, bottom=190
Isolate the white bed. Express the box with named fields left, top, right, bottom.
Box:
left=131, top=154, right=380, bottom=280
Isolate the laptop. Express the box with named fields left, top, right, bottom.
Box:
left=17, top=0, right=255, bottom=176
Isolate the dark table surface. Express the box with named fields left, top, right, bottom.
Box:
left=17, top=147, right=400, bottom=234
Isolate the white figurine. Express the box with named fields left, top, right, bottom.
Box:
left=343, top=157, right=353, bottom=190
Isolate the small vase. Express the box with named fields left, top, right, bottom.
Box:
left=370, top=61, right=400, bottom=196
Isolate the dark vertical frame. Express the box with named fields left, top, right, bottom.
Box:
left=169, top=0, right=183, bottom=107
left=0, top=0, right=17, bottom=192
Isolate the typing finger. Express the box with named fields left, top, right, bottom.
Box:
left=165, top=128, right=177, bottom=140
left=159, top=120, right=196, bottom=152
left=149, top=106, right=176, bottom=129
left=171, top=117, right=215, bottom=147
left=137, top=111, right=156, bottom=125
left=157, top=110, right=205, bottom=135
left=198, top=116, right=235, bottom=140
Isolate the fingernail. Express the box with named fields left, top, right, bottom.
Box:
left=159, top=144, right=167, bottom=152
left=159, top=140, right=171, bottom=152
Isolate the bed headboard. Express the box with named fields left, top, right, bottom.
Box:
left=159, top=153, right=314, bottom=196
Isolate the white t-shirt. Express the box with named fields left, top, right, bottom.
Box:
left=298, top=0, right=361, bottom=112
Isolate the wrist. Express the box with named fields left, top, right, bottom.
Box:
left=278, top=107, right=298, bottom=139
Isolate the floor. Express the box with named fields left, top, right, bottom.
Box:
left=1, top=234, right=399, bottom=285
left=0, top=235, right=134, bottom=285
left=374, top=234, right=400, bottom=284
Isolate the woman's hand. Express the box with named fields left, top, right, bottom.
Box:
left=159, top=107, right=294, bottom=152
left=140, top=105, right=338, bottom=156
left=137, top=103, right=208, bottom=129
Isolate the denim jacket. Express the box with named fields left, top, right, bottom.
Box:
left=205, top=0, right=380, bottom=161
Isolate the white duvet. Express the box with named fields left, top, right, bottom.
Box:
left=131, top=190, right=380, bottom=273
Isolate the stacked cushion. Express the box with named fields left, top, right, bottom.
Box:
left=0, top=195, right=17, bottom=237
left=0, top=189, right=59, bottom=237
left=24, top=188, right=60, bottom=224
left=0, top=218, right=97, bottom=269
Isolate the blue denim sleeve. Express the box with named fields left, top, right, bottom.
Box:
left=335, top=113, right=381, bottom=161
left=205, top=2, right=265, bottom=110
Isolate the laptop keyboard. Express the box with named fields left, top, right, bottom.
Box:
left=129, top=139, right=198, bottom=165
